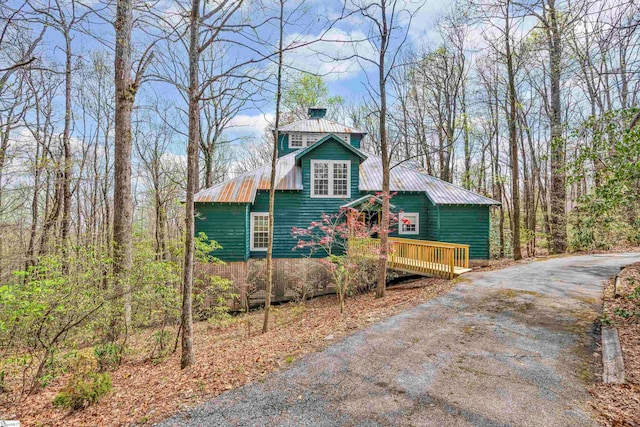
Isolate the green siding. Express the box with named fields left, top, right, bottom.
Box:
left=277, top=133, right=291, bottom=156
left=436, top=205, right=490, bottom=260
left=350, top=134, right=362, bottom=149
left=194, top=203, right=249, bottom=261
left=278, top=133, right=364, bottom=157
left=251, top=138, right=363, bottom=258
left=299, top=138, right=361, bottom=196
left=250, top=190, right=434, bottom=259
left=426, top=200, right=440, bottom=241
left=359, top=192, right=430, bottom=241
left=196, top=135, right=492, bottom=262
left=194, top=196, right=491, bottom=262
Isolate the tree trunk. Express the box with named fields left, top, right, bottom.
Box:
left=505, top=3, right=521, bottom=261
left=462, top=83, right=471, bottom=190
left=546, top=0, right=567, bottom=253
left=26, top=128, right=43, bottom=269
left=263, top=0, right=284, bottom=333
left=60, top=35, right=73, bottom=260
left=113, top=0, right=135, bottom=333
left=181, top=0, right=201, bottom=369
left=376, top=1, right=389, bottom=299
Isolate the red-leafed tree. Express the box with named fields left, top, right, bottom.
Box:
left=292, top=196, right=401, bottom=313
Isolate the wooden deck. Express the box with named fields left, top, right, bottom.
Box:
left=350, top=237, right=471, bottom=279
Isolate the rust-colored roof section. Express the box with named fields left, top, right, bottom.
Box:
left=194, top=152, right=302, bottom=203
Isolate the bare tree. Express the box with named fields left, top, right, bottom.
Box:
left=113, top=0, right=154, bottom=334
left=262, top=0, right=285, bottom=334
left=348, top=0, right=422, bottom=298
left=504, top=0, right=522, bottom=260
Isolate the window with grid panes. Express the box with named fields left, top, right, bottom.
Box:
left=305, top=133, right=326, bottom=146
left=332, top=162, right=348, bottom=196
left=399, top=212, right=419, bottom=235
left=311, top=160, right=350, bottom=198
left=250, top=213, right=269, bottom=250
left=312, top=162, right=329, bottom=196
left=289, top=133, right=303, bottom=147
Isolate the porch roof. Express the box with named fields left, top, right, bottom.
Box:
left=341, top=194, right=396, bottom=210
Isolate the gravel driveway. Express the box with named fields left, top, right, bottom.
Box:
left=159, top=253, right=640, bottom=427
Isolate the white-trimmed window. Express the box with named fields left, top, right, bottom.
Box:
left=250, top=212, right=269, bottom=251
left=399, top=212, right=419, bottom=235
left=289, top=133, right=303, bottom=147
left=310, top=160, right=351, bottom=198
left=306, top=133, right=325, bottom=146
left=288, top=132, right=352, bottom=149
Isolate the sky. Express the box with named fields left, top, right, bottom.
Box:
left=6, top=0, right=460, bottom=167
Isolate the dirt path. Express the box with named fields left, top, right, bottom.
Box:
left=159, top=253, right=640, bottom=427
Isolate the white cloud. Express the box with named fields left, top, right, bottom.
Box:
left=228, top=112, right=274, bottom=136
left=283, top=28, right=377, bottom=81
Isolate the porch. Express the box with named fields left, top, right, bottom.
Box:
left=349, top=237, right=472, bottom=279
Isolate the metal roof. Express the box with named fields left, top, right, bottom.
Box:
left=278, top=118, right=365, bottom=134
left=360, top=155, right=500, bottom=205
left=193, top=152, right=301, bottom=203
left=195, top=151, right=499, bottom=205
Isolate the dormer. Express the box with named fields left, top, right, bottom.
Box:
left=277, top=107, right=366, bottom=157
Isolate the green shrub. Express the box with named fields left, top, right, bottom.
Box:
left=614, top=307, right=632, bottom=318
left=94, top=343, right=123, bottom=372
left=53, top=372, right=111, bottom=410
left=53, top=350, right=112, bottom=410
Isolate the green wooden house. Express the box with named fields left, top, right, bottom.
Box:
left=194, top=108, right=498, bottom=270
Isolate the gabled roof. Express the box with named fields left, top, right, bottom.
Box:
left=193, top=152, right=301, bottom=203
left=195, top=150, right=499, bottom=205
left=294, top=134, right=368, bottom=162
left=278, top=117, right=365, bottom=134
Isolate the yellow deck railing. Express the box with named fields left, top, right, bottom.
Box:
left=348, top=237, right=470, bottom=279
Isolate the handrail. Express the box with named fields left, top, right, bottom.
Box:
left=348, top=237, right=469, bottom=279
left=388, top=237, right=470, bottom=248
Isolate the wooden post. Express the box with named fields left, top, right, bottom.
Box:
left=449, top=247, right=454, bottom=279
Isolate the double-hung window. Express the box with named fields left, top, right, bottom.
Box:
left=250, top=212, right=269, bottom=251
left=399, top=212, right=419, bottom=235
left=306, top=133, right=325, bottom=146
left=289, top=133, right=303, bottom=148
left=311, top=160, right=351, bottom=198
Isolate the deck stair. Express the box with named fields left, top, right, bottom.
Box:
left=349, top=237, right=471, bottom=279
